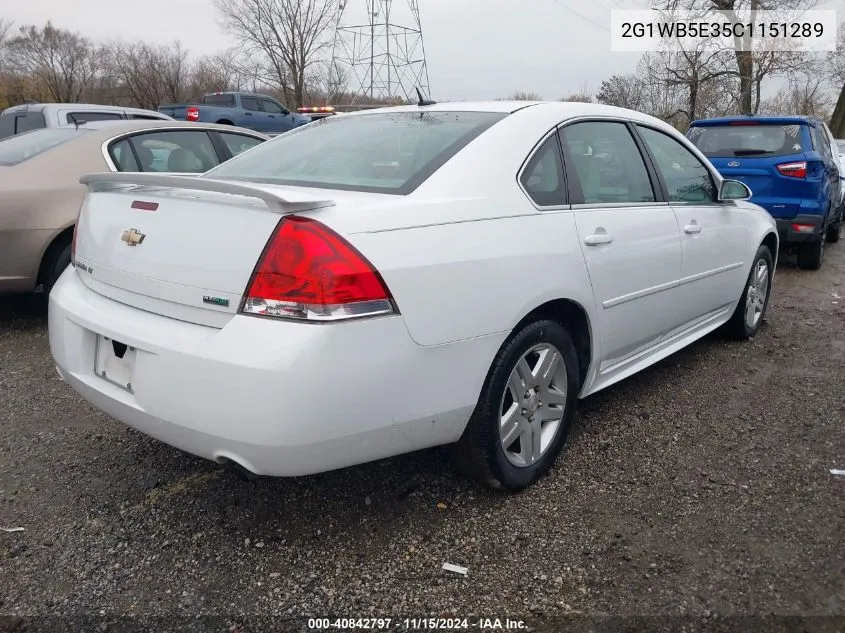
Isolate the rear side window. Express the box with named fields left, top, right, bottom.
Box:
left=810, top=125, right=833, bottom=161
left=203, top=94, right=237, bottom=107
left=67, top=111, right=123, bottom=124
left=688, top=124, right=807, bottom=158
left=203, top=111, right=507, bottom=194
left=241, top=96, right=260, bottom=112
left=0, top=127, right=85, bottom=166
left=18, top=111, right=46, bottom=133
left=109, top=138, right=141, bottom=171
left=520, top=135, right=566, bottom=206
left=0, top=114, right=14, bottom=139
left=218, top=132, right=264, bottom=157
left=123, top=130, right=220, bottom=173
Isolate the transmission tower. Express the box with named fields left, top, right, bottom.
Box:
left=329, top=0, right=431, bottom=105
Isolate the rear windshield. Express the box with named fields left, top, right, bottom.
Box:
left=202, top=94, right=236, bottom=107
left=66, top=111, right=124, bottom=124
left=0, top=127, right=87, bottom=166
left=687, top=123, right=807, bottom=158
left=202, top=110, right=507, bottom=194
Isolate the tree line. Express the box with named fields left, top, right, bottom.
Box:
left=1, top=0, right=844, bottom=136
left=505, top=0, right=845, bottom=135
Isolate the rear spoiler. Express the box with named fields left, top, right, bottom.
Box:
left=79, top=172, right=336, bottom=214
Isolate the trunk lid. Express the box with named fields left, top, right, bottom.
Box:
left=73, top=173, right=335, bottom=327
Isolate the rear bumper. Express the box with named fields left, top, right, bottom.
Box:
left=49, top=269, right=499, bottom=477
left=775, top=214, right=824, bottom=245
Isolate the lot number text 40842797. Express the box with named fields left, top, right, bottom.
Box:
left=306, top=617, right=528, bottom=630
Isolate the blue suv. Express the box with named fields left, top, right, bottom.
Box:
left=687, top=115, right=843, bottom=270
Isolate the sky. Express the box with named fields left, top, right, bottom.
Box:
left=3, top=0, right=842, bottom=102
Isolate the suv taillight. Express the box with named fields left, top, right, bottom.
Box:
left=776, top=161, right=807, bottom=179
left=240, top=216, right=396, bottom=322
left=186, top=106, right=199, bottom=122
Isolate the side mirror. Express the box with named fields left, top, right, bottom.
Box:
left=719, top=179, right=752, bottom=201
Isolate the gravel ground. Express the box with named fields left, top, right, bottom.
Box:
left=0, top=244, right=843, bottom=633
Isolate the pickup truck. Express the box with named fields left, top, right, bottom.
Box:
left=158, top=92, right=312, bottom=135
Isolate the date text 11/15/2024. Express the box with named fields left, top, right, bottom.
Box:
left=306, top=617, right=528, bottom=630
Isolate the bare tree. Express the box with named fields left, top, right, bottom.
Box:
left=0, top=18, right=11, bottom=50
left=560, top=81, right=593, bottom=103
left=103, top=40, right=191, bottom=109
left=652, top=0, right=820, bottom=115
left=6, top=22, right=98, bottom=102
left=761, top=71, right=833, bottom=118
left=0, top=19, right=13, bottom=104
left=213, top=0, right=338, bottom=108
left=500, top=91, right=543, bottom=101
left=189, top=51, right=246, bottom=95
left=596, top=73, right=646, bottom=111
left=827, top=22, right=845, bottom=136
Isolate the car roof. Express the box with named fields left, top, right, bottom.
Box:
left=690, top=115, right=822, bottom=127
left=76, top=119, right=269, bottom=136
left=1, top=102, right=165, bottom=115
left=330, top=100, right=678, bottom=129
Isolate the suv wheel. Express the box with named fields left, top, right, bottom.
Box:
left=827, top=221, right=841, bottom=243
left=797, top=234, right=825, bottom=270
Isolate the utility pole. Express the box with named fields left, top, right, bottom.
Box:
left=330, top=0, right=431, bottom=105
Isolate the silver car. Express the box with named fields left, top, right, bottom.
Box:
left=0, top=102, right=174, bottom=140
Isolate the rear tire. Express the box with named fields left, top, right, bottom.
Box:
left=826, top=221, right=841, bottom=243
left=724, top=244, right=773, bottom=341
left=451, top=319, right=580, bottom=492
left=797, top=235, right=825, bottom=270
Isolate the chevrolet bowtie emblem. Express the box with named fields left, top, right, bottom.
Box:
left=121, top=228, right=145, bottom=246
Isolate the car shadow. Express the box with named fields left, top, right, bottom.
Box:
left=0, top=292, right=48, bottom=334
left=103, top=324, right=749, bottom=552
left=4, top=281, right=772, bottom=545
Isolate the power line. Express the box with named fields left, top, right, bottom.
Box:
left=549, top=0, right=611, bottom=32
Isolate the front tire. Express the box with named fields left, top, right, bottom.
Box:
left=451, top=319, right=580, bottom=492
left=724, top=244, right=773, bottom=340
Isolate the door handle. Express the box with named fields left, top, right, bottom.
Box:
left=244, top=112, right=253, bottom=116
left=584, top=233, right=614, bottom=246
left=684, top=223, right=702, bottom=234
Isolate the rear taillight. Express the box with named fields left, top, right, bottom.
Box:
left=186, top=106, right=199, bottom=122
left=791, top=223, right=816, bottom=233
left=777, top=161, right=807, bottom=178
left=240, top=216, right=396, bottom=322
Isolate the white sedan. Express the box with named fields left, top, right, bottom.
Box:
left=49, top=101, right=779, bottom=491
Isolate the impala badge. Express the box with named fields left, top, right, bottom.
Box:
left=727, top=161, right=740, bottom=167
left=203, top=295, right=230, bottom=307
left=121, top=228, right=145, bottom=246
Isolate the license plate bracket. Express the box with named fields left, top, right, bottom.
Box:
left=94, top=335, right=137, bottom=393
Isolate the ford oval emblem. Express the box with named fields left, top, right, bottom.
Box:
left=727, top=160, right=740, bottom=167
